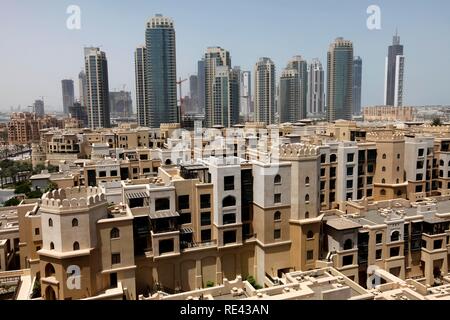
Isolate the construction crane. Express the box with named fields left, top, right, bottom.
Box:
left=177, top=78, right=188, bottom=124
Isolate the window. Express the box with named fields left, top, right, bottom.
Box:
left=274, top=229, right=281, bottom=240
left=330, top=167, right=336, bottom=177
left=305, top=176, right=310, bottom=185
left=274, top=174, right=282, bottom=184
left=35, top=228, right=40, bottom=235
left=390, top=247, right=400, bottom=257
left=305, top=194, right=310, bottom=202
left=307, top=230, right=314, bottom=239
left=178, top=195, right=190, bottom=210
left=391, top=231, right=400, bottom=242
left=223, top=230, right=237, bottom=245
left=418, top=149, right=424, bottom=157
left=376, top=249, right=382, bottom=260
left=222, top=195, right=236, bottom=207
left=382, top=166, right=386, bottom=172
left=223, top=213, right=236, bottom=225
left=110, top=228, right=120, bottom=239
left=346, top=180, right=353, bottom=189
left=397, top=154, right=401, bottom=159
left=72, top=218, right=78, bottom=227
left=224, top=176, right=235, bottom=191
left=343, top=255, right=353, bottom=266
left=201, top=212, right=211, bottom=226
left=110, top=170, right=117, bottom=176
left=367, top=176, right=373, bottom=185
left=73, top=242, right=80, bottom=251
left=347, top=153, right=354, bottom=163
left=201, top=229, right=211, bottom=241
left=155, top=198, right=170, bottom=211
left=50, top=242, right=55, bottom=250
left=306, top=250, right=314, bottom=261
left=376, top=233, right=383, bottom=244
left=367, top=164, right=374, bottom=173
left=180, top=212, right=191, bottom=224
left=111, top=253, right=121, bottom=265
left=382, top=179, right=386, bottom=184
left=48, top=218, right=53, bottom=227
left=200, top=194, right=211, bottom=209
left=99, top=171, right=107, bottom=177
left=434, top=239, right=443, bottom=250
left=380, top=189, right=386, bottom=196
left=274, top=211, right=281, bottom=221
left=382, top=154, right=387, bottom=159
left=343, top=239, right=353, bottom=250
left=330, top=154, right=337, bottom=163
left=321, top=154, right=326, bottom=163
left=347, top=167, right=353, bottom=176
left=320, top=168, right=326, bottom=177
left=159, top=239, right=174, bottom=254
left=274, top=194, right=281, bottom=204
left=36, top=246, right=41, bottom=251
left=396, top=166, right=400, bottom=172
left=305, top=211, right=310, bottom=219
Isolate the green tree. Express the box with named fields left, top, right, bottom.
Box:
left=246, top=276, right=262, bottom=290
left=3, top=197, right=20, bottom=207
left=14, top=181, right=31, bottom=195
left=432, top=117, right=443, bottom=126
left=44, top=181, right=58, bottom=193
left=27, top=190, right=43, bottom=199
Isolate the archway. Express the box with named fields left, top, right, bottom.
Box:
left=45, top=286, right=56, bottom=300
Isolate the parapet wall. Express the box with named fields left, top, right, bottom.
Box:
left=366, top=131, right=405, bottom=142
left=41, top=186, right=106, bottom=210
left=276, top=143, right=320, bottom=160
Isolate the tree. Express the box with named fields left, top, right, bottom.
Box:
left=14, top=181, right=31, bottom=195
left=27, top=190, right=43, bottom=199
left=3, top=197, right=20, bottom=207
left=432, top=117, right=443, bottom=126
left=44, top=181, right=58, bottom=193
left=246, top=276, right=263, bottom=290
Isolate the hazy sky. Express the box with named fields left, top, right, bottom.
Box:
left=1, top=0, right=450, bottom=112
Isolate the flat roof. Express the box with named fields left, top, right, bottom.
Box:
left=325, top=217, right=362, bottom=230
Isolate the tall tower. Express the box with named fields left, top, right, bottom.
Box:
left=61, top=79, right=74, bottom=115
left=352, top=56, right=363, bottom=115
left=210, top=66, right=240, bottom=127
left=135, top=45, right=147, bottom=126
left=384, top=31, right=405, bottom=107
left=254, top=57, right=276, bottom=125
left=197, top=59, right=206, bottom=114
left=84, top=47, right=111, bottom=129
left=145, top=14, right=178, bottom=127
left=327, top=37, right=353, bottom=122
left=279, top=56, right=308, bottom=123
left=78, top=71, right=88, bottom=108
left=33, top=99, right=45, bottom=117
left=240, top=70, right=252, bottom=122
left=307, top=58, right=325, bottom=115
left=204, top=47, right=231, bottom=127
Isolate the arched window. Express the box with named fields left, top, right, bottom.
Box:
left=382, top=167, right=386, bottom=172
left=440, top=160, right=444, bottom=166
left=397, top=154, right=401, bottom=159
left=45, top=263, right=55, bottom=277
left=307, top=231, right=314, bottom=239
left=396, top=179, right=400, bottom=184
left=48, top=218, right=53, bottom=227
left=274, top=211, right=281, bottom=221
left=330, top=154, right=337, bottom=163
left=222, top=195, right=236, bottom=207
left=344, top=239, right=353, bottom=250
left=305, top=176, right=310, bottom=185
left=165, top=159, right=172, bottom=165
left=382, top=154, right=387, bottom=159
left=382, top=179, right=386, bottom=184
left=397, top=190, right=402, bottom=197
left=396, top=166, right=400, bottom=172
left=72, top=218, right=78, bottom=227
left=305, top=194, right=310, bottom=202
left=391, top=231, right=400, bottom=242
left=380, top=189, right=386, bottom=196
left=110, top=228, right=120, bottom=239
left=305, top=211, right=310, bottom=219
left=73, top=241, right=80, bottom=251
left=50, top=242, right=55, bottom=250
left=448, top=160, right=450, bottom=167
left=274, top=175, right=282, bottom=184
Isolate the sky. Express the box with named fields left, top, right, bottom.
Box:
left=1, top=0, right=450, bottom=112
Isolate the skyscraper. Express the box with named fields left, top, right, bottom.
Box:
left=240, top=70, right=252, bottom=122
left=61, top=79, right=74, bottom=115
left=254, top=57, right=276, bottom=125
left=210, top=66, right=240, bottom=127
left=384, top=31, right=405, bottom=107
left=352, top=56, right=362, bottom=115
left=145, top=14, right=178, bottom=127
left=189, top=74, right=198, bottom=112
left=204, top=47, right=231, bottom=127
left=279, top=56, right=308, bottom=123
left=327, top=37, right=353, bottom=122
left=33, top=99, right=45, bottom=117
left=84, top=47, right=110, bottom=129
left=307, top=58, right=325, bottom=116
left=109, top=91, right=133, bottom=117
left=78, top=71, right=88, bottom=108
left=135, top=45, right=147, bottom=126
left=197, top=59, right=206, bottom=115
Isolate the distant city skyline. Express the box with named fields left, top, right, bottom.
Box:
left=1, top=0, right=450, bottom=112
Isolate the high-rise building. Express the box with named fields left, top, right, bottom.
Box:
left=145, top=14, right=178, bottom=128
left=61, top=79, right=74, bottom=115
left=204, top=47, right=231, bottom=128
left=197, top=59, right=206, bottom=115
left=68, top=102, right=88, bottom=128
left=84, top=47, right=111, bottom=129
left=135, top=45, right=147, bottom=127
left=109, top=91, right=133, bottom=117
left=254, top=57, right=276, bottom=125
left=240, top=70, right=252, bottom=122
left=352, top=56, right=363, bottom=115
left=327, top=37, right=353, bottom=122
left=34, top=99, right=45, bottom=117
left=210, top=66, right=240, bottom=127
left=307, top=58, right=325, bottom=116
left=279, top=56, right=308, bottom=123
left=384, top=31, right=405, bottom=107
left=78, top=71, right=88, bottom=108
left=189, top=75, right=198, bottom=113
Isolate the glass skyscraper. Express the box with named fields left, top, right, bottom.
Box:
left=352, top=56, right=362, bottom=115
